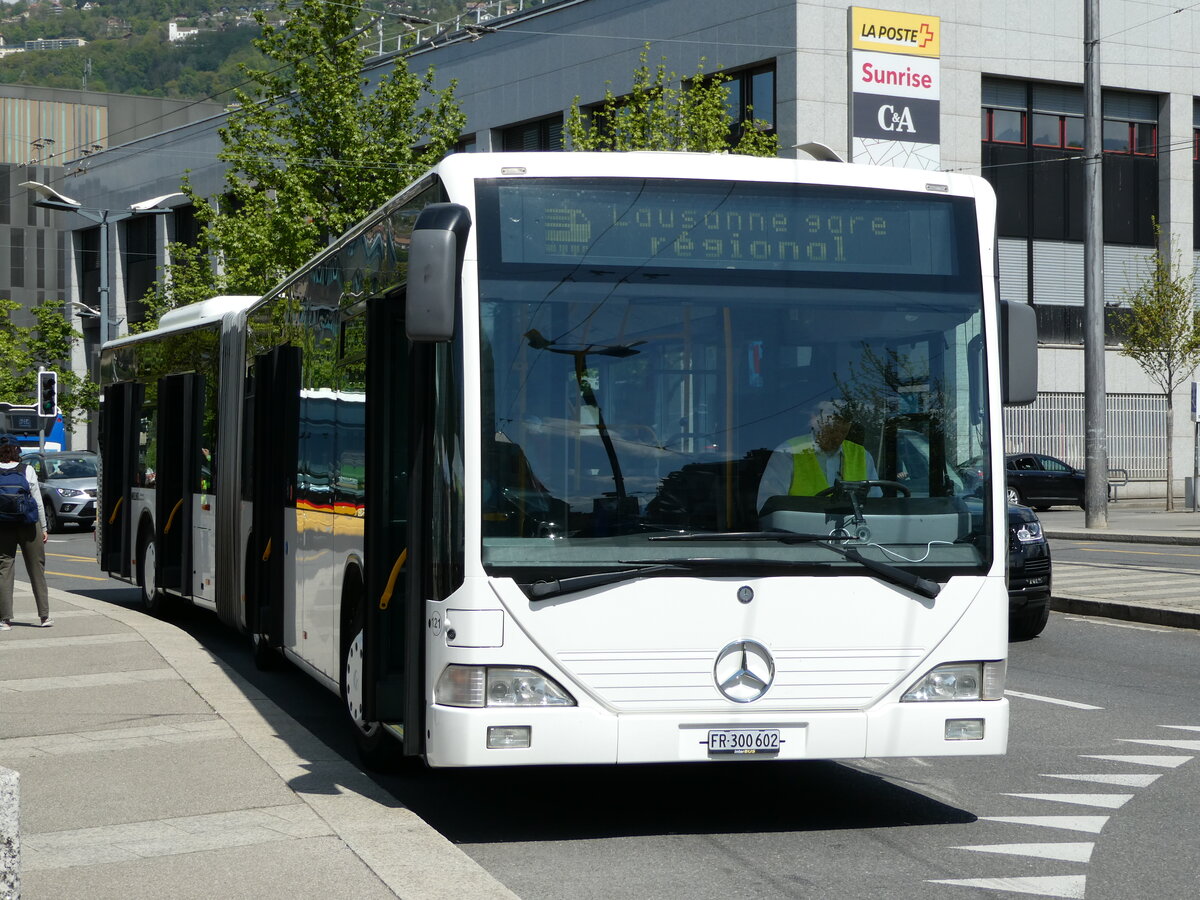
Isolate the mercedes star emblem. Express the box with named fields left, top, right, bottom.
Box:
left=713, top=639, right=775, bottom=703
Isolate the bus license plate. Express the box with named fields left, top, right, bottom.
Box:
left=707, top=728, right=780, bottom=755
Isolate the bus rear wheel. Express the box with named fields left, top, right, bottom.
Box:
left=340, top=602, right=399, bottom=771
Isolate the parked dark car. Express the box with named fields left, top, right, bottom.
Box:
left=21, top=450, right=98, bottom=532
left=1004, top=453, right=1086, bottom=510
left=1007, top=504, right=1051, bottom=639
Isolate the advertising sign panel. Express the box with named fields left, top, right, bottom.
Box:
left=849, top=7, right=941, bottom=169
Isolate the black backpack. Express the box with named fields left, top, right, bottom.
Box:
left=0, top=466, right=38, bottom=525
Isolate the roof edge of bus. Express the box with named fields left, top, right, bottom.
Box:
left=107, top=294, right=261, bottom=346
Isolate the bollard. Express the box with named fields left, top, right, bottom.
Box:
left=0, top=767, right=17, bottom=900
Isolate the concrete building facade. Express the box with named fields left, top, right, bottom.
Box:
left=31, top=0, right=1200, bottom=497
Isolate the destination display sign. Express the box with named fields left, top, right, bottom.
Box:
left=487, top=179, right=965, bottom=276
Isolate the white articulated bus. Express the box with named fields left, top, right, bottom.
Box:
left=98, top=151, right=1037, bottom=768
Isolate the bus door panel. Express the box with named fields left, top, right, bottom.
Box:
left=99, top=382, right=141, bottom=577
left=155, top=374, right=202, bottom=596
left=297, top=392, right=338, bottom=678
left=249, top=346, right=301, bottom=650
left=191, top=496, right=216, bottom=607
left=364, top=298, right=421, bottom=747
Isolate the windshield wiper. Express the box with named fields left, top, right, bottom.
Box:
left=649, top=531, right=941, bottom=599
left=524, top=557, right=829, bottom=601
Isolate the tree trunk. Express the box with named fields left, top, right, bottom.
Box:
left=1165, top=397, right=1175, bottom=511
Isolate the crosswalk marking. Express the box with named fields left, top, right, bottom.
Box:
left=952, top=842, right=1094, bottom=863
left=980, top=816, right=1109, bottom=834
left=1041, top=773, right=1160, bottom=787
left=928, top=875, right=1086, bottom=898
left=1119, top=737, right=1200, bottom=752
left=1082, top=754, right=1192, bottom=768
left=1002, top=793, right=1132, bottom=809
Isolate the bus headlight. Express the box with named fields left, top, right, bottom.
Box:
left=901, top=661, right=1006, bottom=702
left=435, top=665, right=576, bottom=708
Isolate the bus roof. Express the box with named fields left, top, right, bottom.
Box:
left=106, top=295, right=259, bottom=348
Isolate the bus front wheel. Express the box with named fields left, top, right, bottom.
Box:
left=340, top=601, right=398, bottom=771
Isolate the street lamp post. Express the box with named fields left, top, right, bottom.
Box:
left=19, top=181, right=181, bottom=345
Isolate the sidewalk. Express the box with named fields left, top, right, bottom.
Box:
left=0, top=584, right=518, bottom=900
left=1039, top=502, right=1200, bottom=630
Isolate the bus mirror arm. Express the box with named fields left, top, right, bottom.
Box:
left=407, top=203, right=471, bottom=343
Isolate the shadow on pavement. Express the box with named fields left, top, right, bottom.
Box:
left=80, top=590, right=975, bottom=846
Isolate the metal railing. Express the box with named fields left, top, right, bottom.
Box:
left=1004, top=391, right=1166, bottom=480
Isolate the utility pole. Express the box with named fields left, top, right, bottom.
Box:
left=1084, top=0, right=1109, bottom=527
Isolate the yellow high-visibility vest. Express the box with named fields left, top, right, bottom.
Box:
left=784, top=437, right=868, bottom=496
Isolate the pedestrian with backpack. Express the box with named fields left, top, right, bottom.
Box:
left=0, top=434, right=51, bottom=630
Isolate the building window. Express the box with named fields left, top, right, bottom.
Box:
left=172, top=205, right=201, bottom=248
left=981, top=78, right=1158, bottom=247
left=10, top=227, right=25, bottom=288
left=719, top=63, right=776, bottom=134
left=0, top=165, right=10, bottom=226
left=1029, top=112, right=1084, bottom=149
left=502, top=116, right=563, bottom=152
left=983, top=107, right=1025, bottom=144
left=124, top=215, right=157, bottom=314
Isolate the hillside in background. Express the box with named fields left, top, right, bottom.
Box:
left=0, top=0, right=487, bottom=99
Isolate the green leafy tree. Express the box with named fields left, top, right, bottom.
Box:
left=567, top=46, right=778, bottom=156
left=1117, top=221, right=1200, bottom=510
left=0, top=300, right=97, bottom=429
left=154, top=0, right=466, bottom=312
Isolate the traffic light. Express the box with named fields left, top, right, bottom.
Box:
left=38, top=370, right=57, bottom=417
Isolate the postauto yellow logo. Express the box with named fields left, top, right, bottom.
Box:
left=851, top=7, right=940, bottom=58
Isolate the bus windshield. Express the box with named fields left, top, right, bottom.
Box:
left=476, top=177, right=991, bottom=577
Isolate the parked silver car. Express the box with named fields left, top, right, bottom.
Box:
left=23, top=450, right=98, bottom=532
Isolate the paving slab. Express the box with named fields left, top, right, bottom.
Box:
left=2, top=584, right=519, bottom=900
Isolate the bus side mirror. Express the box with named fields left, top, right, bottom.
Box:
left=407, top=203, right=471, bottom=343
left=1000, top=299, right=1037, bottom=405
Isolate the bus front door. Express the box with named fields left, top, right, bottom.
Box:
left=363, top=298, right=422, bottom=756
left=99, top=382, right=141, bottom=577
left=155, top=374, right=202, bottom=597
left=248, top=346, right=300, bottom=653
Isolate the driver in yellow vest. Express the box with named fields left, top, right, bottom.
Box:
left=756, top=400, right=880, bottom=511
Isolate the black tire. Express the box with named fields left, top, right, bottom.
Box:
left=340, top=598, right=402, bottom=771
left=245, top=537, right=279, bottom=670
left=1005, top=485, right=1022, bottom=506
left=1010, top=603, right=1050, bottom=640
left=250, top=630, right=280, bottom=670
left=136, top=532, right=171, bottom=616
left=44, top=504, right=59, bottom=535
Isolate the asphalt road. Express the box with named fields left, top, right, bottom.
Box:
left=1052, top=536, right=1200, bottom=572
left=36, top=529, right=1200, bottom=899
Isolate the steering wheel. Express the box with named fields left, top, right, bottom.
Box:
left=816, top=480, right=911, bottom=499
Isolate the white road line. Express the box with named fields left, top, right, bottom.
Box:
left=1119, top=738, right=1200, bottom=752
left=1082, top=754, right=1193, bottom=768
left=1042, top=773, right=1161, bottom=787
left=1061, top=617, right=1169, bottom=633
left=952, top=842, right=1094, bottom=863
left=980, top=816, right=1109, bottom=834
left=928, top=875, right=1086, bottom=898
left=1003, top=793, right=1133, bottom=810
left=1161, top=725, right=1200, bottom=733
left=1005, top=690, right=1103, bottom=710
